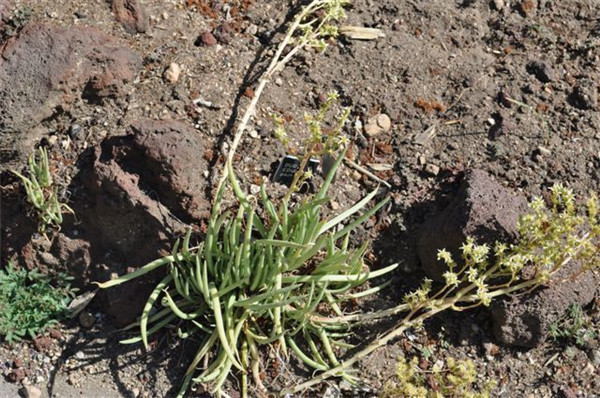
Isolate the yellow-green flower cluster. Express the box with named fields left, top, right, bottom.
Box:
left=404, top=278, right=433, bottom=310
left=403, top=184, right=599, bottom=314
left=297, top=0, right=348, bottom=52
left=381, top=356, right=492, bottom=398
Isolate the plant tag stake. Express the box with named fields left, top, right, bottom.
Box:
left=273, top=155, right=319, bottom=186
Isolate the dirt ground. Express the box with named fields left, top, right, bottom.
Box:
left=1, top=0, right=600, bottom=397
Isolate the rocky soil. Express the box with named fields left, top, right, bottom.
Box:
left=1, top=0, right=599, bottom=397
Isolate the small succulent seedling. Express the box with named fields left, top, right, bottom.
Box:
left=11, top=147, right=74, bottom=235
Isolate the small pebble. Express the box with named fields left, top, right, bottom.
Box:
left=69, top=124, right=82, bottom=139
left=424, top=164, right=440, bottom=176
left=526, top=60, right=555, bottom=83
left=246, top=24, right=258, bottom=35
left=571, top=78, right=598, bottom=110
left=163, top=63, right=181, bottom=84
left=274, top=77, right=283, bottom=86
left=483, top=341, right=501, bottom=356
left=196, top=30, right=217, bottom=47
left=364, top=113, right=392, bottom=137
left=354, top=119, right=363, bottom=134
left=47, top=135, right=58, bottom=146
left=78, top=311, right=95, bottom=329
left=249, top=130, right=258, bottom=139
left=339, top=380, right=353, bottom=391
left=590, top=349, right=600, bottom=366
left=537, top=145, right=551, bottom=157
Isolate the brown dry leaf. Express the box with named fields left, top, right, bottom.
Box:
left=415, top=98, right=446, bottom=113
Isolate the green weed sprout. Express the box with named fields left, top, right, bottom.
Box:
left=549, top=303, right=596, bottom=347
left=0, top=262, right=76, bottom=343
left=11, top=147, right=74, bottom=235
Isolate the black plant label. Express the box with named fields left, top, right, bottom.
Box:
left=273, top=155, right=320, bottom=186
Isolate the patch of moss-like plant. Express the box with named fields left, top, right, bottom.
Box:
left=549, top=303, right=596, bottom=347
left=0, top=263, right=76, bottom=343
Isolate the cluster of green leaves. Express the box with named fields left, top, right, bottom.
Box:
left=549, top=303, right=596, bottom=347
left=99, top=146, right=395, bottom=398
left=0, top=262, right=76, bottom=343
left=11, top=147, right=74, bottom=235
left=380, top=356, right=493, bottom=398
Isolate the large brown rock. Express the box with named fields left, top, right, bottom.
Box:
left=117, top=119, right=211, bottom=223
left=20, top=233, right=92, bottom=288
left=77, top=119, right=211, bottom=325
left=11, top=119, right=212, bottom=326
left=490, top=261, right=598, bottom=348
left=111, top=0, right=149, bottom=34
left=0, top=23, right=141, bottom=171
left=416, top=169, right=528, bottom=281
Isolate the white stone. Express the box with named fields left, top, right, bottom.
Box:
left=364, top=113, right=392, bottom=137
left=163, top=63, right=181, bottom=83
left=537, top=145, right=551, bottom=157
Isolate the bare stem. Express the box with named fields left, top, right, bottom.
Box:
left=217, top=0, right=332, bottom=196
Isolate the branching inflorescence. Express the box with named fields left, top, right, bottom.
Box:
left=286, top=185, right=599, bottom=395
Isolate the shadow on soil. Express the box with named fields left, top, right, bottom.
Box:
left=45, top=316, right=198, bottom=398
